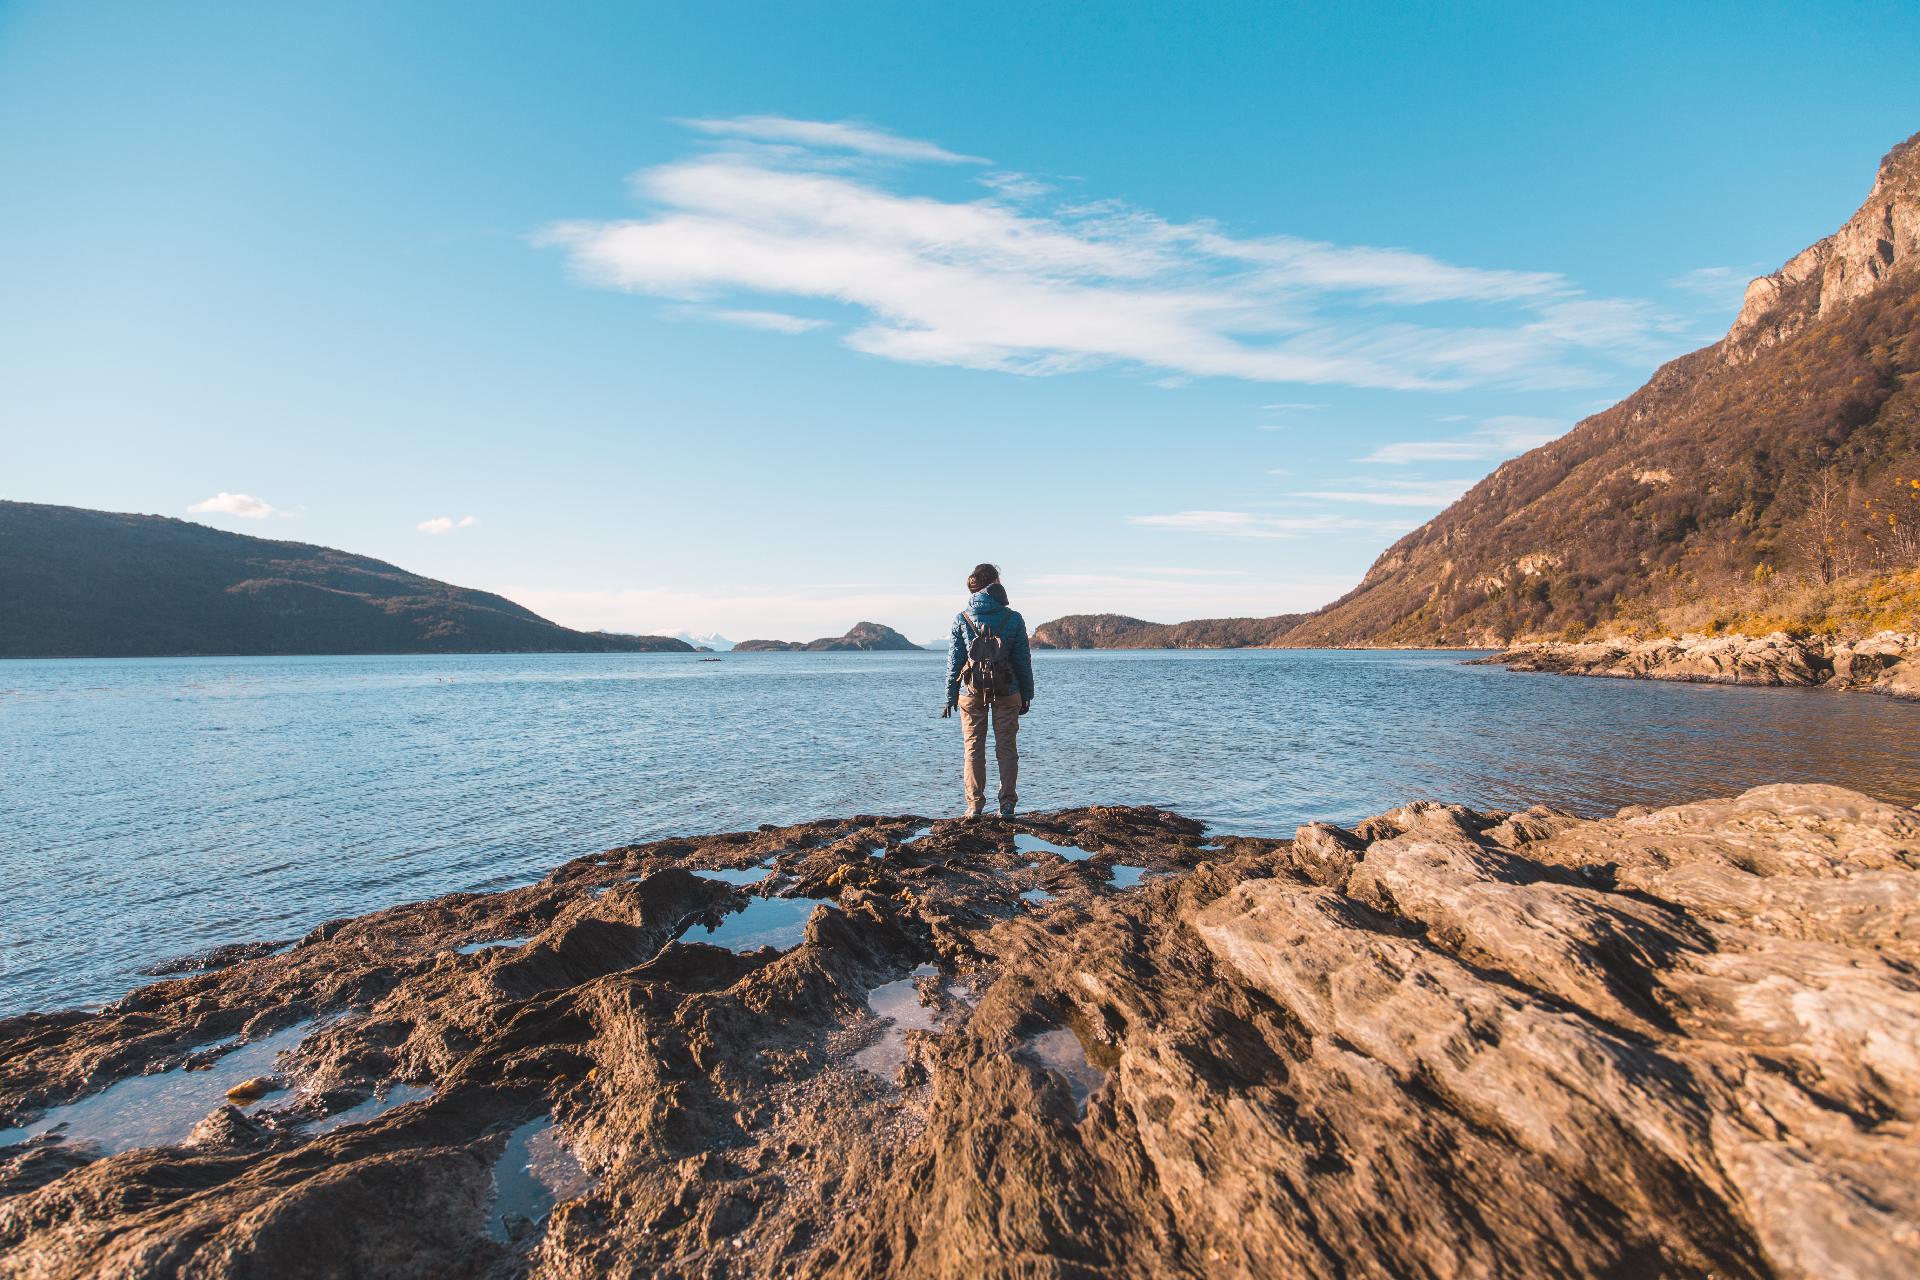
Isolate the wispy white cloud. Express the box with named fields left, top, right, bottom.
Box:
left=188, top=492, right=279, bottom=519
left=694, top=307, right=828, bottom=333
left=679, top=115, right=986, bottom=165
left=539, top=120, right=1679, bottom=392
left=1668, top=265, right=1756, bottom=309
left=418, top=514, right=480, bottom=534
left=1129, top=510, right=1411, bottom=539
left=1359, top=415, right=1560, bottom=464
left=979, top=170, right=1054, bottom=201
left=1292, top=477, right=1473, bottom=507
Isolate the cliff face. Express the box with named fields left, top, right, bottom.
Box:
left=1277, top=131, right=1920, bottom=648
left=0, top=502, right=691, bottom=658
left=1033, top=612, right=1307, bottom=649
left=4, top=787, right=1917, bottom=1276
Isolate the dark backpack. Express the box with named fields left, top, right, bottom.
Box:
left=960, top=616, right=1018, bottom=697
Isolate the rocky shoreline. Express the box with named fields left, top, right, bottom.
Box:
left=3, top=787, right=1918, bottom=1278
left=1483, top=630, right=1920, bottom=698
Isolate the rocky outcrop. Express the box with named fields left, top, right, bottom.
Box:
left=1726, top=133, right=1920, bottom=363
left=733, top=622, right=922, bottom=652
left=1485, top=629, right=1920, bottom=698
left=4, top=787, right=1918, bottom=1277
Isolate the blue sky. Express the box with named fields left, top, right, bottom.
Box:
left=4, top=1, right=1917, bottom=641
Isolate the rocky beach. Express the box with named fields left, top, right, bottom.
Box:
left=1484, top=631, right=1920, bottom=698
left=3, top=785, right=1917, bottom=1278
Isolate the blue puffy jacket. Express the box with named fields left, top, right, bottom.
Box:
left=946, top=590, right=1036, bottom=705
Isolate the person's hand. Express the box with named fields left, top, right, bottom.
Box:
left=1020, top=699, right=1032, bottom=715
left=941, top=700, right=955, bottom=718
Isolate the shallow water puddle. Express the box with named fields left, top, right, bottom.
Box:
left=897, top=826, right=933, bottom=845
left=684, top=895, right=831, bottom=953
left=1108, top=865, right=1150, bottom=889
left=488, top=1118, right=595, bottom=1243
left=1020, top=887, right=1057, bottom=905
left=307, top=1082, right=434, bottom=1135
left=456, top=936, right=530, bottom=955
left=852, top=964, right=940, bottom=1081
left=1014, top=833, right=1092, bottom=861
left=1021, top=1027, right=1107, bottom=1117
left=694, top=862, right=775, bottom=886
left=0, top=1022, right=312, bottom=1154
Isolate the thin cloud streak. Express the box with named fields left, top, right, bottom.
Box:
left=188, top=492, right=279, bottom=519
left=1293, top=478, right=1473, bottom=507
left=1360, top=416, right=1561, bottom=464
left=679, top=115, right=987, bottom=164
left=1129, top=510, right=1412, bottom=539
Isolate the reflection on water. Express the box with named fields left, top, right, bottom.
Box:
left=0, top=1022, right=311, bottom=1153
left=455, top=936, right=530, bottom=955
left=694, top=863, right=774, bottom=887
left=1014, top=834, right=1093, bottom=861
left=684, top=895, right=831, bottom=953
left=851, top=964, right=940, bottom=1083
left=1020, top=888, right=1056, bottom=905
left=1108, top=865, right=1149, bottom=889
left=1021, top=1026, right=1106, bottom=1117
left=6, top=649, right=1919, bottom=1016
left=307, top=1082, right=434, bottom=1135
left=488, top=1118, right=594, bottom=1243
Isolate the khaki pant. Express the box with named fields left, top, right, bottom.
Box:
left=959, top=687, right=1022, bottom=815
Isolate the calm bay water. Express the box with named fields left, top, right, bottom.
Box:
left=4, top=648, right=1918, bottom=1018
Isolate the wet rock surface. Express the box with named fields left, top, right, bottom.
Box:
left=1486, top=629, right=1920, bottom=698
left=2, top=789, right=1917, bottom=1278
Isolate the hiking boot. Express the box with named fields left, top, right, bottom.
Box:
left=998, top=802, right=1015, bottom=820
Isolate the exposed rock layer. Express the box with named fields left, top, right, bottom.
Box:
left=1485, top=629, right=1920, bottom=698
left=3, top=787, right=1917, bottom=1278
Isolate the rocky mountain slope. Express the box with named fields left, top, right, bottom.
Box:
left=733, top=622, right=921, bottom=652
left=0, top=501, right=691, bottom=658
left=1032, top=612, right=1306, bottom=649
left=3, top=785, right=1916, bottom=1277
left=1281, top=130, right=1920, bottom=647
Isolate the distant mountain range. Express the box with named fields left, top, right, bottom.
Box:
left=1034, top=130, right=1920, bottom=649
left=673, top=632, right=735, bottom=652
left=1033, top=612, right=1308, bottom=650
left=732, top=622, right=923, bottom=652
left=0, top=502, right=692, bottom=658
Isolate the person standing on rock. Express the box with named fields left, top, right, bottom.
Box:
left=943, top=564, right=1036, bottom=819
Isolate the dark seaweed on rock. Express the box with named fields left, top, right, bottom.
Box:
left=3, top=789, right=1917, bottom=1278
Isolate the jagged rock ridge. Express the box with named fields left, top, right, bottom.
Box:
left=3, top=785, right=1916, bottom=1277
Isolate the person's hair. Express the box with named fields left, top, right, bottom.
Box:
left=966, top=563, right=1001, bottom=593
